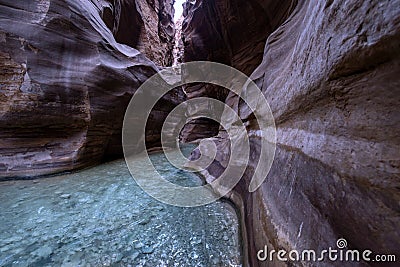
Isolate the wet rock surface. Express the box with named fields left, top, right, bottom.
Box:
left=183, top=0, right=400, bottom=266
left=0, top=0, right=180, bottom=178
left=0, top=148, right=242, bottom=266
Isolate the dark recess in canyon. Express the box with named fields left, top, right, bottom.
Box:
left=1, top=0, right=400, bottom=266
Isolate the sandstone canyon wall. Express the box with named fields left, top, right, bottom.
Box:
left=0, top=0, right=179, bottom=178
left=100, top=0, right=175, bottom=66
left=183, top=0, right=400, bottom=266
left=180, top=0, right=295, bottom=142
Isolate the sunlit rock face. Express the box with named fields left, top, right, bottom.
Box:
left=172, top=15, right=184, bottom=66
left=184, top=0, right=400, bottom=265
left=0, top=0, right=180, bottom=178
left=99, top=0, right=175, bottom=66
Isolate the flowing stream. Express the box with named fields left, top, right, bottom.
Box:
left=0, top=146, right=242, bottom=266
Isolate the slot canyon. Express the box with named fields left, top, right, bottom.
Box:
left=0, top=0, right=399, bottom=266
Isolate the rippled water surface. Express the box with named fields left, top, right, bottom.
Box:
left=0, top=148, right=242, bottom=266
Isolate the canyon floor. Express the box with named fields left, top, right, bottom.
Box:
left=0, top=146, right=242, bottom=266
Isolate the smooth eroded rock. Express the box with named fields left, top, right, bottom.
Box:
left=185, top=0, right=400, bottom=266
left=0, top=0, right=180, bottom=178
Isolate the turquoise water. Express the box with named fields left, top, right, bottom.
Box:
left=0, top=148, right=242, bottom=266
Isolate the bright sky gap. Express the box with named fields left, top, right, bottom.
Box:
left=174, top=0, right=185, bottom=21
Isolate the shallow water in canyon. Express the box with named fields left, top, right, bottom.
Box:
left=0, top=147, right=242, bottom=266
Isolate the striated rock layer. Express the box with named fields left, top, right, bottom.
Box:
left=183, top=0, right=400, bottom=266
left=180, top=0, right=295, bottom=142
left=99, top=0, right=176, bottom=66
left=0, top=0, right=180, bottom=178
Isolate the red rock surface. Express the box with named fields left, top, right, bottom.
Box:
left=183, top=0, right=400, bottom=265
left=0, top=0, right=180, bottom=178
left=100, top=0, right=175, bottom=66
left=180, top=0, right=295, bottom=142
